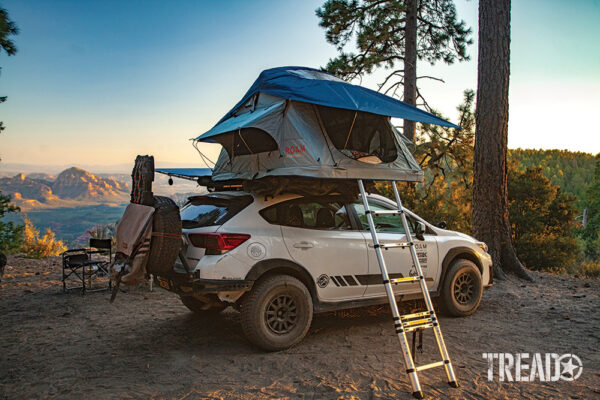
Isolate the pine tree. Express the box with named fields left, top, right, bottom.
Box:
left=0, top=192, right=23, bottom=254
left=472, top=0, right=531, bottom=280
left=0, top=7, right=18, bottom=134
left=581, top=154, right=600, bottom=259
left=508, top=166, right=579, bottom=272
left=376, top=89, right=475, bottom=232
left=316, top=0, right=472, bottom=140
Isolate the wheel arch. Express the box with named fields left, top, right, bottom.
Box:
left=244, top=258, right=318, bottom=306
left=440, top=247, right=483, bottom=288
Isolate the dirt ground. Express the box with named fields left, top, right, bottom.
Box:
left=1, top=256, right=599, bottom=400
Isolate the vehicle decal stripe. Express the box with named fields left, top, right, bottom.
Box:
left=355, top=273, right=404, bottom=285
left=330, top=276, right=340, bottom=286
left=336, top=275, right=348, bottom=286
left=343, top=275, right=359, bottom=286
left=353, top=273, right=434, bottom=285
left=326, top=274, right=434, bottom=287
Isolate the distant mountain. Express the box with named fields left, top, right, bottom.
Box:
left=0, top=165, right=205, bottom=244
left=27, top=172, right=56, bottom=181
left=51, top=167, right=129, bottom=200
left=0, top=167, right=130, bottom=210
left=0, top=173, right=58, bottom=202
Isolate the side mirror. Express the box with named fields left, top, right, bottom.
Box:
left=415, top=221, right=426, bottom=241
left=436, top=221, right=447, bottom=229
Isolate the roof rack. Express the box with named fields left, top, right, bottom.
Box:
left=156, top=168, right=377, bottom=198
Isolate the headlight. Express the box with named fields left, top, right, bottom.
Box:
left=477, top=242, right=488, bottom=253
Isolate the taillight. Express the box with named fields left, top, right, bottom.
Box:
left=188, top=233, right=250, bottom=254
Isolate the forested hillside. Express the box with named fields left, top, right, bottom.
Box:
left=508, top=148, right=597, bottom=206
left=387, top=92, right=600, bottom=277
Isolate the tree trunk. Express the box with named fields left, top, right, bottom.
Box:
left=402, top=0, right=417, bottom=141
left=473, top=0, right=531, bottom=281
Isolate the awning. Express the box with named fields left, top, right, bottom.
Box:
left=217, top=66, right=460, bottom=129
left=156, top=168, right=212, bottom=181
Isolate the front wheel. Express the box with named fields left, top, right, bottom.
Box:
left=440, top=259, right=483, bottom=317
left=241, top=275, right=313, bottom=351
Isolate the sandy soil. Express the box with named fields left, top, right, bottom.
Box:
left=1, top=256, right=599, bottom=400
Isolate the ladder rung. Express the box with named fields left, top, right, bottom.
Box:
left=415, top=361, right=447, bottom=372
left=403, top=317, right=432, bottom=327
left=405, top=323, right=434, bottom=333
left=369, top=209, right=403, bottom=216
left=370, top=242, right=412, bottom=249
left=357, top=180, right=457, bottom=394
left=389, top=276, right=421, bottom=284
left=401, top=311, right=431, bottom=320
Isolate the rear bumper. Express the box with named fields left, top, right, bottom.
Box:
left=154, top=271, right=253, bottom=296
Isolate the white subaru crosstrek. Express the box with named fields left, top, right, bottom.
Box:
left=154, top=190, right=493, bottom=351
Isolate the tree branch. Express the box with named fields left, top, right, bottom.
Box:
left=417, top=75, right=445, bottom=83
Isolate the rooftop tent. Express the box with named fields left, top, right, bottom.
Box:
left=195, top=67, right=459, bottom=183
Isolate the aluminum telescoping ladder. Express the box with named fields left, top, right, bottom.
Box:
left=357, top=180, right=458, bottom=399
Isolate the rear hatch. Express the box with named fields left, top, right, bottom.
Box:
left=176, top=192, right=253, bottom=272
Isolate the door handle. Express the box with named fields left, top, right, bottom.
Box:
left=293, top=242, right=314, bottom=249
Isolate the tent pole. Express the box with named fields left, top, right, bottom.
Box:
left=312, top=104, right=338, bottom=166
left=238, top=129, right=253, bottom=154
left=343, top=111, right=358, bottom=150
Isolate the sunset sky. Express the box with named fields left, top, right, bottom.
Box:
left=1, top=0, right=599, bottom=170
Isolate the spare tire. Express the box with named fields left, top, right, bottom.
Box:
left=145, top=196, right=182, bottom=275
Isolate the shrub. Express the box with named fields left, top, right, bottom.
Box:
left=21, top=215, right=67, bottom=258
left=0, top=192, right=23, bottom=254
left=87, top=223, right=116, bottom=247
left=578, top=261, right=600, bottom=279
left=508, top=167, right=580, bottom=272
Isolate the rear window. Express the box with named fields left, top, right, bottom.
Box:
left=180, top=195, right=253, bottom=229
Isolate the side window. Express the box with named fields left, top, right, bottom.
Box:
left=352, top=200, right=414, bottom=233
left=260, top=200, right=352, bottom=230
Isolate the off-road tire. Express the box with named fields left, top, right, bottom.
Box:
left=440, top=259, right=483, bottom=317
left=180, top=295, right=227, bottom=315
left=241, top=275, right=313, bottom=351
left=145, top=196, right=182, bottom=275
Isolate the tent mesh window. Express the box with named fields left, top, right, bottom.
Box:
left=318, top=106, right=398, bottom=163
left=215, top=128, right=278, bottom=157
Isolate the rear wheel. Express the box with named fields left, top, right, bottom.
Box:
left=241, top=275, right=313, bottom=351
left=440, top=259, right=482, bottom=317
left=179, top=295, right=227, bottom=315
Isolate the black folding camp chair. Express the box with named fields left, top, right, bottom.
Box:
left=62, top=238, right=113, bottom=294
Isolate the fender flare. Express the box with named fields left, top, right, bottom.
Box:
left=440, top=247, right=483, bottom=289
left=245, top=258, right=318, bottom=304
